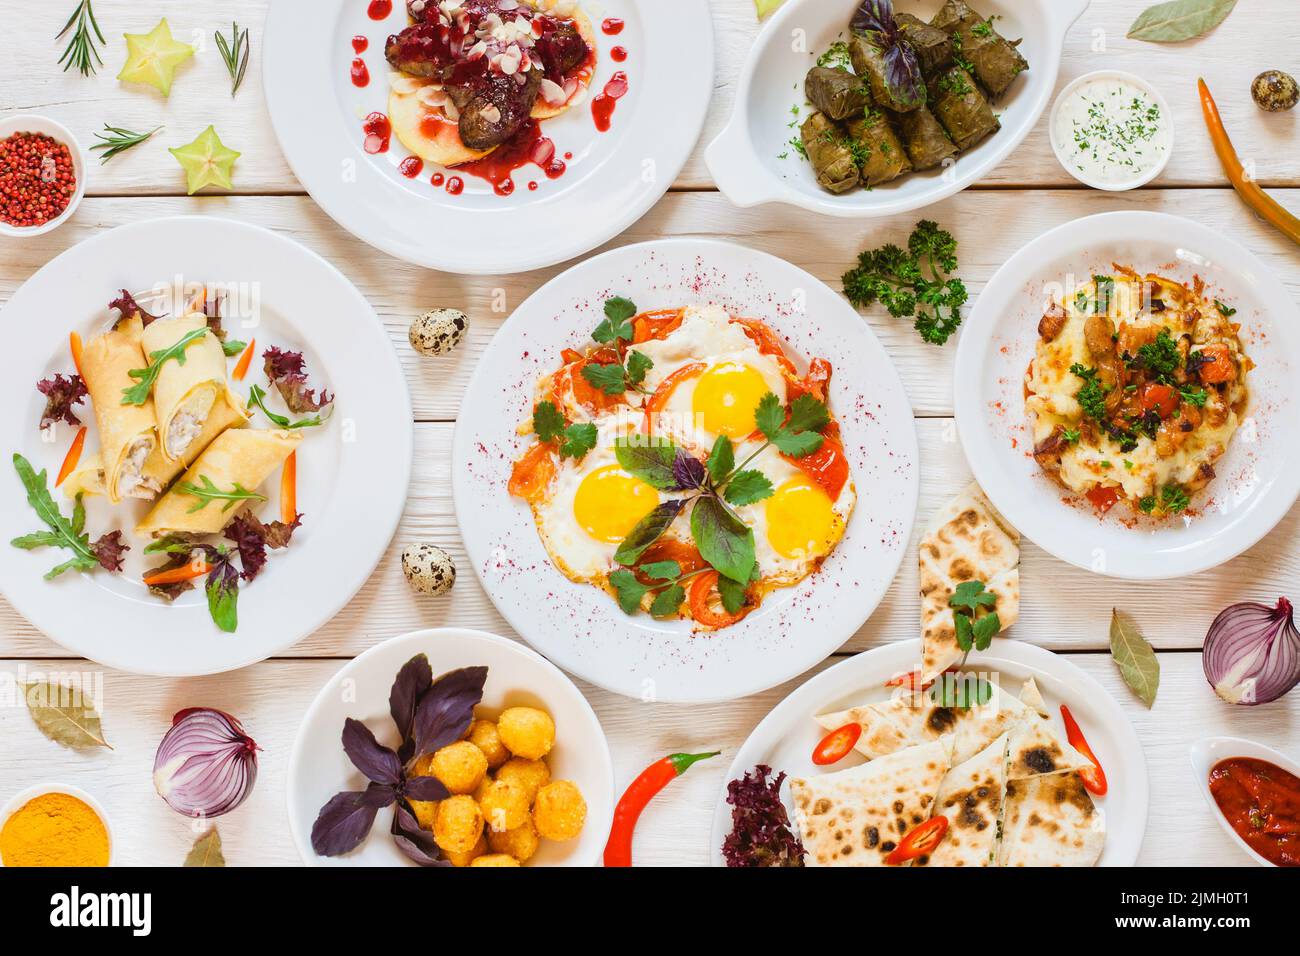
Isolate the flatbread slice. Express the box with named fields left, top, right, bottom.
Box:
left=1018, top=677, right=1050, bottom=717
left=997, top=771, right=1105, bottom=867
left=917, top=733, right=1008, bottom=867
left=1006, top=679, right=1092, bottom=780
left=919, top=484, right=1021, bottom=681
left=790, top=738, right=953, bottom=867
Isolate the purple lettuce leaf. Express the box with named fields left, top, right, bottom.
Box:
left=108, top=289, right=162, bottom=328
left=310, top=783, right=397, bottom=857
left=36, top=374, right=87, bottom=430
left=89, top=531, right=129, bottom=573
left=411, top=666, right=487, bottom=760
left=342, top=718, right=403, bottom=786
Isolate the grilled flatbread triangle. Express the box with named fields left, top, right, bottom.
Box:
left=917, top=733, right=1008, bottom=867
left=790, top=738, right=954, bottom=867
left=997, top=771, right=1105, bottom=867
left=919, top=484, right=1021, bottom=681
left=1006, top=679, right=1092, bottom=780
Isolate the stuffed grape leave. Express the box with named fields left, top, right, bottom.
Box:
left=800, top=112, right=859, bottom=194
left=850, top=35, right=925, bottom=114
left=895, top=106, right=958, bottom=171
left=932, top=0, right=1029, bottom=99
left=895, top=12, right=953, bottom=76
left=805, top=67, right=872, bottom=122
left=846, top=110, right=912, bottom=186
left=928, top=65, right=1000, bottom=151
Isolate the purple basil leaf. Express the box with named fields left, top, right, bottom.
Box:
left=411, top=666, right=488, bottom=760
left=672, top=450, right=706, bottom=490
left=391, top=800, right=451, bottom=867
left=389, top=653, right=433, bottom=752
left=310, top=783, right=395, bottom=856
left=402, top=775, right=451, bottom=802
left=341, top=718, right=403, bottom=786
left=851, top=0, right=895, bottom=35
left=884, top=42, right=925, bottom=111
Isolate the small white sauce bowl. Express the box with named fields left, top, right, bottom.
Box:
left=1049, top=69, right=1174, bottom=191
left=1188, top=736, right=1300, bottom=868
left=0, top=114, right=87, bottom=239
left=0, top=782, right=115, bottom=867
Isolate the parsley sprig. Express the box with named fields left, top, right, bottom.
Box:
left=583, top=296, right=654, bottom=395
left=949, top=580, right=1001, bottom=660
left=842, top=220, right=968, bottom=346
left=532, top=401, right=598, bottom=461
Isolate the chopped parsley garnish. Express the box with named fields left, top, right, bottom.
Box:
left=1138, top=484, right=1190, bottom=516
left=1069, top=363, right=1110, bottom=422
left=1215, top=299, right=1237, bottom=318
left=1132, top=328, right=1181, bottom=384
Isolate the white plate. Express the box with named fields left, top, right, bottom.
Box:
left=954, top=211, right=1300, bottom=580
left=1189, top=736, right=1300, bottom=868
left=263, top=0, right=713, bottom=274
left=707, top=0, right=1089, bottom=218
left=452, top=239, right=919, bottom=703
left=286, top=627, right=614, bottom=866
left=708, top=638, right=1149, bottom=867
left=0, top=216, right=412, bottom=676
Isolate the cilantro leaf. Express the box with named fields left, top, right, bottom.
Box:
left=625, top=351, right=653, bottom=387
left=639, top=560, right=681, bottom=581
left=649, top=584, right=686, bottom=619
left=593, top=296, right=637, bottom=344
left=770, top=428, right=823, bottom=458
left=559, top=422, right=597, bottom=460
left=754, top=392, right=785, bottom=441
left=532, top=401, right=566, bottom=442
left=723, top=470, right=775, bottom=507
left=608, top=569, right=650, bottom=614
left=581, top=361, right=629, bottom=395
left=786, top=394, right=830, bottom=434
left=971, top=613, right=1001, bottom=652
left=718, top=575, right=748, bottom=614
left=949, top=580, right=997, bottom=612
left=706, top=435, right=734, bottom=483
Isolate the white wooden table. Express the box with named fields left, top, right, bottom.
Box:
left=2, top=0, right=1297, bottom=867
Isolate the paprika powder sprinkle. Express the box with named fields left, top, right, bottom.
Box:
left=0, top=791, right=109, bottom=866
left=0, top=132, right=77, bottom=228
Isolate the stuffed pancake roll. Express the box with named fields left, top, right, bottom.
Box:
left=800, top=112, right=859, bottom=194
left=845, top=110, right=912, bottom=186
left=142, top=313, right=238, bottom=463
left=896, top=106, right=959, bottom=170
left=895, top=12, right=953, bottom=76
left=929, top=66, right=1000, bottom=151
left=932, top=0, right=1029, bottom=99
left=135, top=428, right=301, bottom=538
left=80, top=315, right=161, bottom=503
left=850, top=35, right=925, bottom=114
left=805, top=67, right=871, bottom=122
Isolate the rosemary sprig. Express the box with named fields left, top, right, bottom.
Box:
left=90, top=124, right=162, bottom=165
left=214, top=22, right=251, bottom=97
left=56, top=0, right=106, bottom=77
left=177, top=475, right=267, bottom=514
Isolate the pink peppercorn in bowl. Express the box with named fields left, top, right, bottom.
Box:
left=0, top=115, right=85, bottom=238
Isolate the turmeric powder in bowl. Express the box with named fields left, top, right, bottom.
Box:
left=0, top=792, right=110, bottom=867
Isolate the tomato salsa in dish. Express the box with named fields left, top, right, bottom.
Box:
left=1207, top=757, right=1300, bottom=866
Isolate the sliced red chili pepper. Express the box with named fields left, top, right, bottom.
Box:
left=1060, top=703, right=1108, bottom=796
left=604, top=751, right=719, bottom=867
left=631, top=308, right=684, bottom=343
left=884, top=816, right=948, bottom=865
left=812, top=723, right=861, bottom=766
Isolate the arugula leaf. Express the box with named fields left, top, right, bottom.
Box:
left=614, top=500, right=686, bottom=566
left=10, top=455, right=102, bottom=579
left=592, top=297, right=637, bottom=344
left=222, top=339, right=247, bottom=357
left=177, top=474, right=267, bottom=514
left=723, top=470, right=775, bottom=506
left=706, top=435, right=734, bottom=483
left=615, top=436, right=680, bottom=491
left=581, top=361, right=629, bottom=396
left=639, top=560, right=681, bottom=581
left=122, top=327, right=208, bottom=406
left=649, top=585, right=686, bottom=618
left=248, top=383, right=331, bottom=429
left=690, top=496, right=756, bottom=585
left=608, top=569, right=651, bottom=613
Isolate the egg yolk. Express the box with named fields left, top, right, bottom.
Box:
left=764, top=479, right=838, bottom=559
left=573, top=465, right=660, bottom=543
left=692, top=363, right=771, bottom=439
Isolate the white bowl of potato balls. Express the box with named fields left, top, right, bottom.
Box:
left=287, top=627, right=614, bottom=867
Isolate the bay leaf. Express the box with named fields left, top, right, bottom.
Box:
left=1128, top=0, right=1237, bottom=42
left=21, top=680, right=112, bottom=750
left=184, top=828, right=225, bottom=867
left=1109, top=609, right=1160, bottom=707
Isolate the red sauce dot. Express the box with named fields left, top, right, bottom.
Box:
left=430, top=172, right=445, bottom=186
left=495, top=178, right=515, bottom=196
left=368, top=0, right=392, bottom=21
left=351, top=58, right=370, bottom=87
left=446, top=176, right=464, bottom=195
left=611, top=46, right=627, bottom=62
left=399, top=156, right=424, bottom=178
left=592, top=72, right=629, bottom=132
left=352, top=36, right=369, bottom=54
left=528, top=181, right=539, bottom=191
left=564, top=151, right=573, bottom=160
left=362, top=112, right=391, bottom=154
left=601, top=17, right=624, bottom=35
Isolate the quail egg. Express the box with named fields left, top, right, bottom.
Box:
left=410, top=308, right=469, bottom=356
left=401, top=543, right=456, bottom=595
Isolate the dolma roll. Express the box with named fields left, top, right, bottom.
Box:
left=135, top=428, right=301, bottom=537
left=846, top=110, right=912, bottom=186
left=895, top=12, right=953, bottom=76
left=932, top=0, right=1029, bottom=99
left=800, top=112, right=859, bottom=194
left=80, top=314, right=160, bottom=503
left=929, top=65, right=1000, bottom=151
left=805, top=67, right=871, bottom=122
left=141, top=313, right=241, bottom=463
left=850, top=35, right=925, bottom=113
left=896, top=106, right=958, bottom=170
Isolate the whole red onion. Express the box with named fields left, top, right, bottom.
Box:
left=154, top=708, right=259, bottom=817
left=1203, top=598, right=1300, bottom=705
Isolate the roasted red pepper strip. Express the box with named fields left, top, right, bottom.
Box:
left=1061, top=703, right=1108, bottom=796
left=603, top=751, right=719, bottom=867
left=884, top=815, right=948, bottom=865
left=812, top=723, right=861, bottom=766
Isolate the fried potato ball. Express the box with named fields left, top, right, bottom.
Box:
left=495, top=757, right=551, bottom=803
left=434, top=795, right=484, bottom=855
left=444, top=833, right=487, bottom=868
left=409, top=798, right=440, bottom=832
left=467, top=719, right=511, bottom=769
left=428, top=740, right=489, bottom=795
left=470, top=854, right=520, bottom=867
left=479, top=779, right=531, bottom=833
left=486, top=817, right=540, bottom=863
left=497, top=707, right=555, bottom=760
left=472, top=775, right=493, bottom=804
left=533, top=780, right=587, bottom=841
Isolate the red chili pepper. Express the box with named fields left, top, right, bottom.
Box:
left=1060, top=704, right=1108, bottom=796
left=884, top=816, right=949, bottom=865
left=812, top=723, right=861, bottom=766
left=603, top=751, right=719, bottom=867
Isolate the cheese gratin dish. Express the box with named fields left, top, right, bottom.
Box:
left=1026, top=270, right=1250, bottom=517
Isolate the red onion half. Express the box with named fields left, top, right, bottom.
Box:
left=154, top=708, right=259, bottom=817
left=1203, top=598, right=1300, bottom=705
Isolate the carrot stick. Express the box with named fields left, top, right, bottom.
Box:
left=55, top=426, right=87, bottom=487
left=281, top=452, right=297, bottom=525
left=143, top=561, right=213, bottom=586
left=231, top=338, right=256, bottom=381
left=69, top=332, right=84, bottom=378
left=187, top=289, right=207, bottom=313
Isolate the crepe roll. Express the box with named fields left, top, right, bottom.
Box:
left=136, top=429, right=301, bottom=538
left=142, top=313, right=237, bottom=463
left=80, top=315, right=161, bottom=503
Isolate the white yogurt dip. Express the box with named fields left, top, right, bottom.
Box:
left=1050, top=71, right=1173, bottom=190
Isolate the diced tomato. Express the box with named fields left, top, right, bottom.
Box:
left=812, top=723, right=861, bottom=766
left=784, top=421, right=849, bottom=501
left=643, top=361, right=706, bottom=432
left=1139, top=382, right=1178, bottom=419
left=1060, top=704, right=1108, bottom=796
left=731, top=318, right=797, bottom=377
left=1196, top=343, right=1237, bottom=384
left=788, top=358, right=833, bottom=402
left=884, top=816, right=949, bottom=865
left=508, top=443, right=556, bottom=503
left=632, top=309, right=684, bottom=343
left=554, top=346, right=626, bottom=414
left=687, top=570, right=750, bottom=630
left=1085, top=485, right=1121, bottom=515
left=634, top=538, right=707, bottom=585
